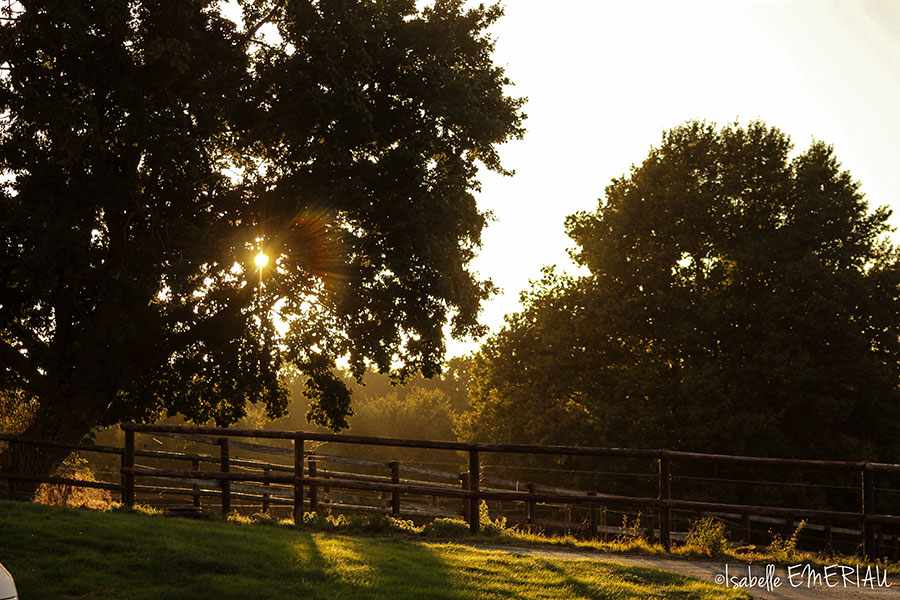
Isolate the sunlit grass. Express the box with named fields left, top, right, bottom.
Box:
left=232, top=508, right=900, bottom=573
left=0, top=500, right=748, bottom=599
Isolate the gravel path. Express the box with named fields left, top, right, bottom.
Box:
left=459, top=543, right=899, bottom=600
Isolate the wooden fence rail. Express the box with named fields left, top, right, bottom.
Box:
left=3, top=425, right=900, bottom=558
left=113, top=423, right=900, bottom=556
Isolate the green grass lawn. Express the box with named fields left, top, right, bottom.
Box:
left=0, top=500, right=748, bottom=600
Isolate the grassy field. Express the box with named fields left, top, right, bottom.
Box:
left=0, top=500, right=749, bottom=600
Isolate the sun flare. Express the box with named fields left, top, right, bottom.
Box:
left=254, top=252, right=269, bottom=269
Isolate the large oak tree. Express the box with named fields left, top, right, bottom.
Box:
left=460, top=121, right=900, bottom=465
left=0, top=0, right=524, bottom=489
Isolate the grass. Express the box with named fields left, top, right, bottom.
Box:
left=290, top=505, right=670, bottom=557
left=0, top=499, right=749, bottom=600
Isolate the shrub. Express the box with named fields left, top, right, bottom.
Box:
left=423, top=518, right=471, bottom=538
left=347, top=513, right=418, bottom=534
left=300, top=511, right=332, bottom=529
left=683, top=517, right=729, bottom=557
left=34, top=453, right=113, bottom=510
left=248, top=512, right=280, bottom=526
left=478, top=501, right=507, bottom=536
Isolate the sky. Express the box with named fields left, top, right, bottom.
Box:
left=445, top=0, right=900, bottom=356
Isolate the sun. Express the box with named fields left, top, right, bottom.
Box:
left=254, top=251, right=269, bottom=269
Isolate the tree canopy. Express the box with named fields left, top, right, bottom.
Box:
left=459, top=121, right=900, bottom=462
left=0, top=0, right=524, bottom=482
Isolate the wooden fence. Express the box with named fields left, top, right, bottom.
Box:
left=2, top=423, right=900, bottom=559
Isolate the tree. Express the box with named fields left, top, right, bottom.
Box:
left=338, top=386, right=459, bottom=463
left=460, top=121, right=900, bottom=465
left=0, top=0, right=524, bottom=490
left=341, top=354, right=474, bottom=413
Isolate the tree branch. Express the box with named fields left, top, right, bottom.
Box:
left=0, top=336, right=46, bottom=395
left=4, top=320, right=46, bottom=361
left=241, top=0, right=287, bottom=46
left=167, top=279, right=260, bottom=352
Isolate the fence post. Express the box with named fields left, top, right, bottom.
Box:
left=293, top=434, right=304, bottom=524
left=863, top=464, right=875, bottom=559
left=601, top=506, right=608, bottom=541
left=122, top=428, right=135, bottom=507
left=460, top=473, right=469, bottom=518
left=390, top=461, right=400, bottom=518
left=308, top=459, right=318, bottom=513
left=588, top=491, right=598, bottom=539
left=742, top=513, right=750, bottom=545
left=468, top=450, right=480, bottom=533
left=526, top=482, right=536, bottom=529
left=658, top=455, right=671, bottom=550
left=191, top=459, right=201, bottom=508
left=219, top=438, right=230, bottom=516
left=7, top=441, right=16, bottom=500
left=262, top=467, right=270, bottom=513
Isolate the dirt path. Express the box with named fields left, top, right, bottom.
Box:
left=458, top=543, right=899, bottom=600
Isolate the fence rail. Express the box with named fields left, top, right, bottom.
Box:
left=2, top=425, right=899, bottom=558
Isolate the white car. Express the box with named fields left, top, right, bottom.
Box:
left=0, top=563, right=17, bottom=600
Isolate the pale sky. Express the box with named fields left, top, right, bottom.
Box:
left=446, top=0, right=900, bottom=356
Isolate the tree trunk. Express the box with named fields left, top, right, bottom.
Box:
left=0, top=394, right=106, bottom=501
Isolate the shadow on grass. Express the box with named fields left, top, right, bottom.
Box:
left=0, top=501, right=464, bottom=600
left=298, top=535, right=464, bottom=600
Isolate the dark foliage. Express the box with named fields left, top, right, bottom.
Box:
left=0, top=0, right=524, bottom=483
left=461, top=121, right=900, bottom=466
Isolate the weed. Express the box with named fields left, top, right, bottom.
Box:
left=767, top=520, right=805, bottom=562
left=298, top=511, right=420, bottom=534
left=422, top=517, right=471, bottom=538
left=110, top=503, right=161, bottom=516
left=614, top=513, right=644, bottom=543
left=228, top=511, right=278, bottom=525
